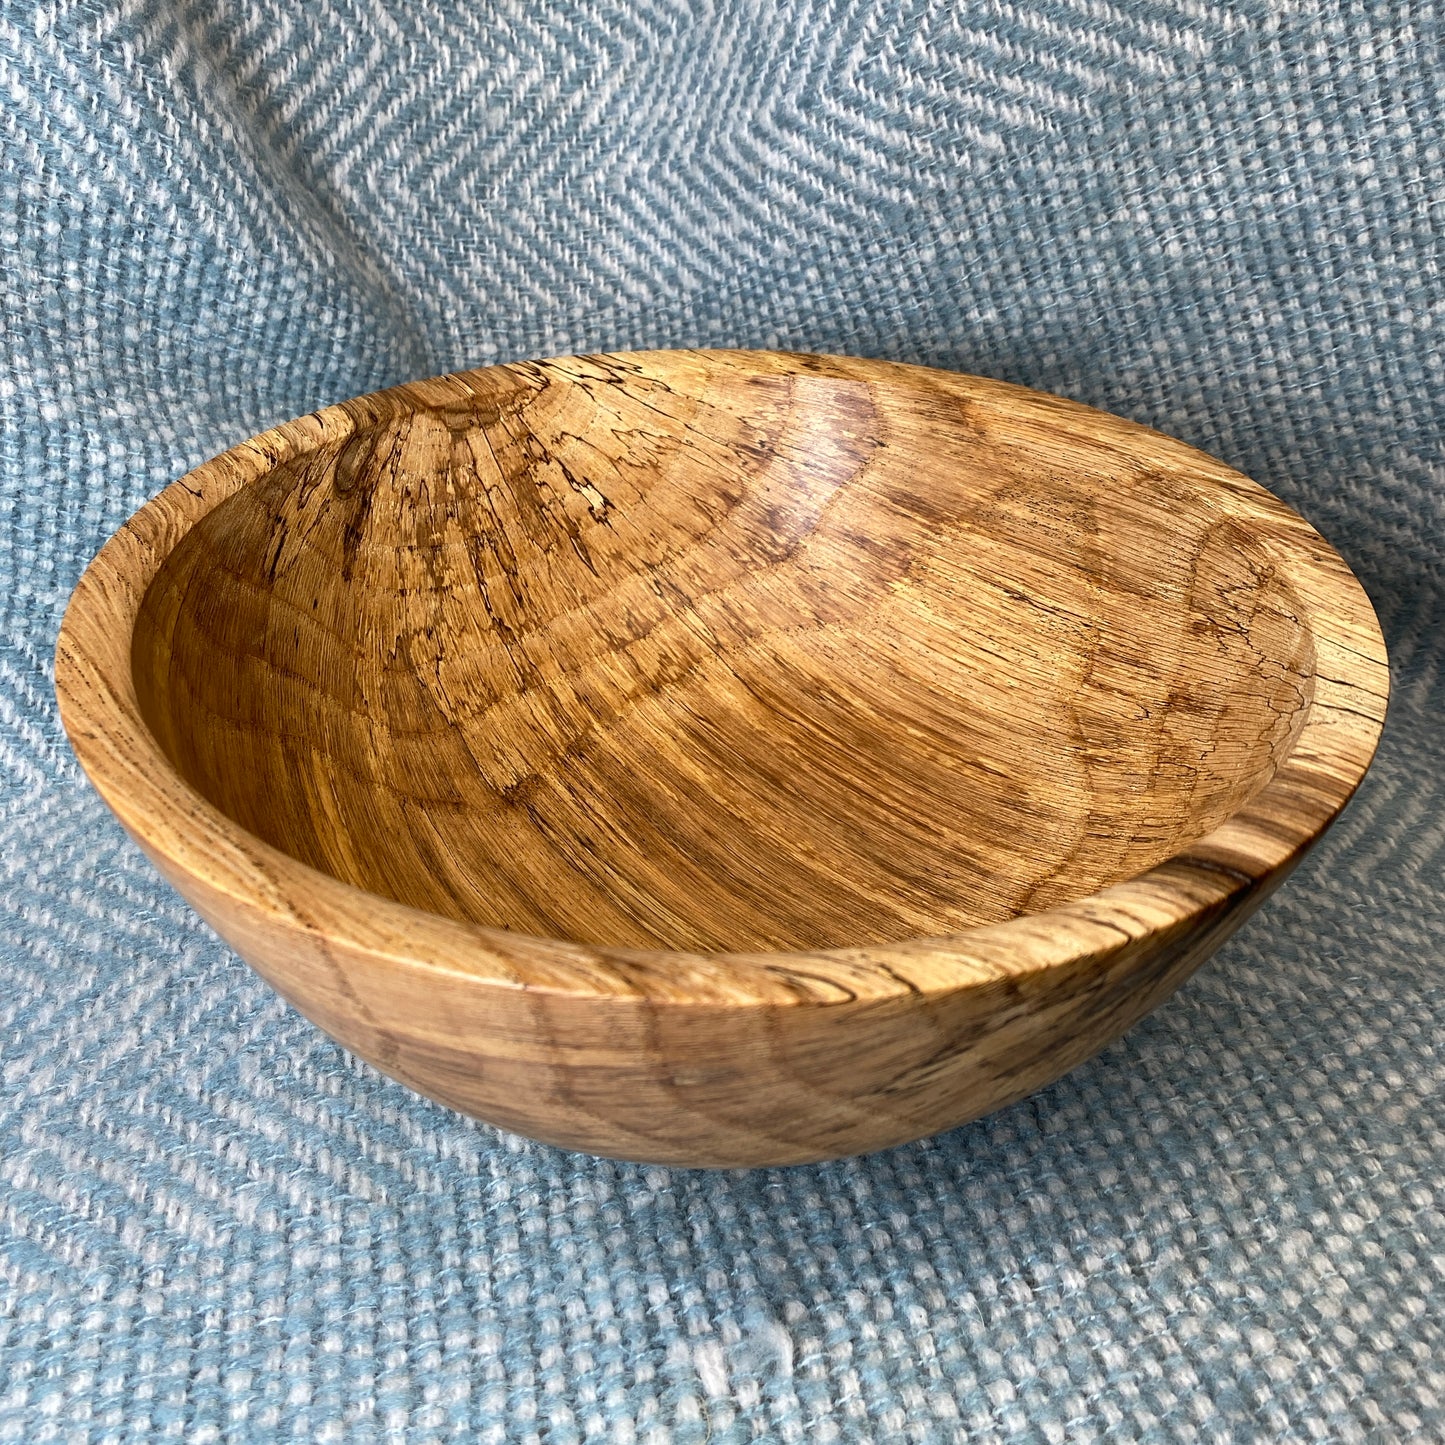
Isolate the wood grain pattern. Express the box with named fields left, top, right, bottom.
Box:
left=55, top=350, right=1388, bottom=1166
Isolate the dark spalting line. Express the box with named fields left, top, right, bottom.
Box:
left=1174, top=854, right=1261, bottom=888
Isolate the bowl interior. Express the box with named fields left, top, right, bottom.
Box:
left=131, top=356, right=1314, bottom=953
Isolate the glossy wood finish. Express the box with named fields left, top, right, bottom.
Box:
left=55, top=351, right=1388, bottom=1166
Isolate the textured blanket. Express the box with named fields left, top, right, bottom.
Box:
left=3, top=1, right=1441, bottom=1438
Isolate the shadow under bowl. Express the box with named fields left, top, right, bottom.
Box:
left=55, top=350, right=1388, bottom=1166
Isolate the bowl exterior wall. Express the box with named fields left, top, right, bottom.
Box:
left=136, top=832, right=1287, bottom=1166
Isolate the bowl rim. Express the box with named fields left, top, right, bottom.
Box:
left=53, top=348, right=1390, bottom=1009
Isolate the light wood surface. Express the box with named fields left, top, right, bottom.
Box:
left=55, top=350, right=1388, bottom=1166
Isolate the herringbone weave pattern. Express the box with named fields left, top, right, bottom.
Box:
left=3, top=1, right=1442, bottom=1439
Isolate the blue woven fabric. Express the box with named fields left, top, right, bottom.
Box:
left=3, top=1, right=1442, bottom=1438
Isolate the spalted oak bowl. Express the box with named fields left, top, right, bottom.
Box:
left=56, top=351, right=1388, bottom=1167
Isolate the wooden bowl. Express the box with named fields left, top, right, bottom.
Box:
left=55, top=350, right=1388, bottom=1167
